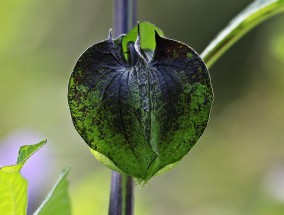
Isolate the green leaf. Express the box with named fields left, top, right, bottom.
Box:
left=201, top=0, right=284, bottom=68
left=120, top=21, right=164, bottom=61
left=0, top=140, right=47, bottom=215
left=33, top=168, right=71, bottom=215
left=17, top=139, right=47, bottom=165
left=68, top=22, right=213, bottom=182
left=0, top=165, right=28, bottom=215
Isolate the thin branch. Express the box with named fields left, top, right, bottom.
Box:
left=114, top=0, right=137, bottom=36
left=109, top=172, right=122, bottom=215
left=201, top=0, right=284, bottom=68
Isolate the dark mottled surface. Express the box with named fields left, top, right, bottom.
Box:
left=68, top=23, right=213, bottom=181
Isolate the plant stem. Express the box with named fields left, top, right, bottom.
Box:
left=109, top=172, right=122, bottom=215
left=109, top=0, right=136, bottom=215
left=201, top=0, right=284, bottom=69
left=114, top=0, right=137, bottom=36
left=121, top=174, right=134, bottom=215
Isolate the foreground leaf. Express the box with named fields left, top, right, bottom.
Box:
left=33, top=168, right=71, bottom=215
left=68, top=22, right=213, bottom=181
left=0, top=165, right=27, bottom=215
left=201, top=0, right=284, bottom=68
left=0, top=140, right=47, bottom=215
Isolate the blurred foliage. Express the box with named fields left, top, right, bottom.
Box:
left=34, top=168, right=71, bottom=215
left=0, top=0, right=284, bottom=214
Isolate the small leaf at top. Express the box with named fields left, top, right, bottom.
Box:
left=120, top=21, right=164, bottom=61
left=68, top=22, right=213, bottom=182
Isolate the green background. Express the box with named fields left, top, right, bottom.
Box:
left=0, top=0, right=284, bottom=214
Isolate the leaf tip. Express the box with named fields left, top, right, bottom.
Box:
left=108, top=29, right=113, bottom=40
left=154, top=29, right=162, bottom=42
left=61, top=167, right=71, bottom=177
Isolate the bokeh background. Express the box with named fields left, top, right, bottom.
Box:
left=1, top=0, right=284, bottom=214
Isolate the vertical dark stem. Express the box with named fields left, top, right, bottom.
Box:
left=125, top=175, right=134, bottom=214
left=108, top=172, right=122, bottom=215
left=109, top=0, right=137, bottom=215
left=114, top=0, right=137, bottom=36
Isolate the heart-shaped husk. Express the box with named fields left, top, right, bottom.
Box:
left=68, top=22, right=213, bottom=182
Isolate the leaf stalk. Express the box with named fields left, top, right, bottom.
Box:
left=201, top=0, right=284, bottom=68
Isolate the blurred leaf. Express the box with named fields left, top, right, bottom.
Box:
left=0, top=140, right=47, bottom=215
left=201, top=0, right=284, bottom=68
left=33, top=168, right=71, bottom=215
left=0, top=0, right=30, bottom=52
left=270, top=27, right=284, bottom=63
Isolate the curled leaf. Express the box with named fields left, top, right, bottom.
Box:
left=68, top=22, right=213, bottom=182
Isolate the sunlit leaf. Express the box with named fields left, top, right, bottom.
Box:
left=33, top=168, right=71, bottom=215
left=0, top=140, right=47, bottom=215
left=0, top=165, right=27, bottom=215
left=68, top=22, right=213, bottom=182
